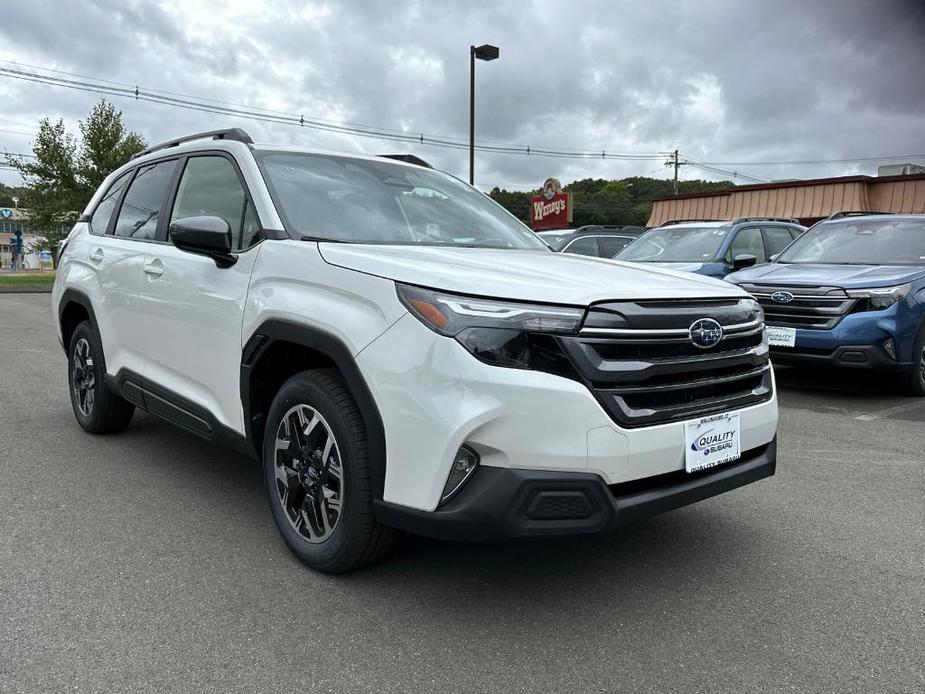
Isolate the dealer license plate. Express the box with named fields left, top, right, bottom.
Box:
left=684, top=413, right=741, bottom=473
left=767, top=326, right=796, bottom=347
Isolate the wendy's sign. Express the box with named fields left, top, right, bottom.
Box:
left=531, top=178, right=572, bottom=230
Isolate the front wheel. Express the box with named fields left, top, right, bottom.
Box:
left=262, top=369, right=397, bottom=573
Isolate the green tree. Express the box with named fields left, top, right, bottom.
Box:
left=0, top=182, right=28, bottom=208
left=8, top=100, right=146, bottom=253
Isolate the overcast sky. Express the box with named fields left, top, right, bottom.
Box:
left=1, top=0, right=924, bottom=192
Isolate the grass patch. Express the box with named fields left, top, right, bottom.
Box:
left=0, top=272, right=56, bottom=289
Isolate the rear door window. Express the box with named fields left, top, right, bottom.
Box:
left=113, top=160, right=178, bottom=240
left=762, top=226, right=794, bottom=257
left=599, top=236, right=633, bottom=258
left=563, top=236, right=599, bottom=256
left=89, top=172, right=131, bottom=236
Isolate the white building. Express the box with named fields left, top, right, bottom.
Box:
left=0, top=207, right=54, bottom=270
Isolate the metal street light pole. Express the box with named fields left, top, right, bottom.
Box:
left=469, top=44, right=499, bottom=186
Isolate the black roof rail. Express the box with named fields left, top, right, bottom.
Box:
left=824, top=210, right=893, bottom=220
left=732, top=216, right=801, bottom=225
left=131, top=128, right=254, bottom=160
left=658, top=219, right=724, bottom=226
left=377, top=154, right=433, bottom=168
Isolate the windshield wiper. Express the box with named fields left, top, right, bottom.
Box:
left=299, top=235, right=349, bottom=243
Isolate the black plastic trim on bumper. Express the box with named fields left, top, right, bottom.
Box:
left=373, top=438, right=777, bottom=541
left=770, top=344, right=911, bottom=370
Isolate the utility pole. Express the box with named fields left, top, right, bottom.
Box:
left=672, top=149, right=680, bottom=196
left=661, top=150, right=689, bottom=195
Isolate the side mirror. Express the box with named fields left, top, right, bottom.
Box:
left=169, top=216, right=237, bottom=268
left=732, top=253, right=757, bottom=270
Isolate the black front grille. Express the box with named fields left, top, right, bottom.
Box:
left=737, top=283, right=857, bottom=330
left=559, top=298, right=773, bottom=428
left=586, top=329, right=763, bottom=362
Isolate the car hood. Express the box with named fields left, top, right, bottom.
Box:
left=318, top=244, right=746, bottom=304
left=726, top=263, right=925, bottom=289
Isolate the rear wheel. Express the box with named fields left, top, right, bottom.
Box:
left=262, top=369, right=397, bottom=573
left=67, top=321, right=135, bottom=433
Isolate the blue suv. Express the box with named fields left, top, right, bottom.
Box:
left=726, top=212, right=925, bottom=395
left=615, top=217, right=806, bottom=278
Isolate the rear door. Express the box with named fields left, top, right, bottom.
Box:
left=136, top=152, right=263, bottom=435
left=84, top=163, right=177, bottom=377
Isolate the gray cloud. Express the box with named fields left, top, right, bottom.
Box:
left=1, top=0, right=924, bottom=191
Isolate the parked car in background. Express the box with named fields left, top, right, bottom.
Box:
left=615, top=218, right=806, bottom=278
left=727, top=212, right=925, bottom=394
left=535, top=228, right=576, bottom=249
left=537, top=224, right=646, bottom=257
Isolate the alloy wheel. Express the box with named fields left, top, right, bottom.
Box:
left=273, top=404, right=344, bottom=543
left=72, top=338, right=95, bottom=417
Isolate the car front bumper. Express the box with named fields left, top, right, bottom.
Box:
left=357, top=313, right=779, bottom=513
left=770, top=343, right=913, bottom=369
left=767, top=301, right=920, bottom=369
left=375, top=438, right=776, bottom=540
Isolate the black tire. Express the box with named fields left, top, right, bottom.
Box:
left=67, top=321, right=135, bottom=433
left=262, top=369, right=397, bottom=573
left=903, top=322, right=925, bottom=396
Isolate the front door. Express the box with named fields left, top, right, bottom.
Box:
left=136, top=153, right=263, bottom=435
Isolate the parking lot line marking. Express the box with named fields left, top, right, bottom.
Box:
left=854, top=401, right=925, bottom=422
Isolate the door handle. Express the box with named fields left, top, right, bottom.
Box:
left=143, top=261, right=164, bottom=278
left=89, top=249, right=104, bottom=262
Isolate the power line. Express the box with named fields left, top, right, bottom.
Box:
left=682, top=159, right=769, bottom=184
left=697, top=154, right=925, bottom=166
left=2, top=60, right=919, bottom=177
left=0, top=64, right=666, bottom=163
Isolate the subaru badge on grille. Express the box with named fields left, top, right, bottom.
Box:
left=689, top=318, right=724, bottom=349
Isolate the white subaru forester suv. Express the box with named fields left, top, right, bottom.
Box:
left=53, top=129, right=778, bottom=572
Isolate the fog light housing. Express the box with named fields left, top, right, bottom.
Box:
left=882, top=337, right=896, bottom=360
left=440, top=445, right=480, bottom=505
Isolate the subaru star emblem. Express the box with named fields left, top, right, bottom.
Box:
left=689, top=318, right=724, bottom=349
left=771, top=290, right=794, bottom=303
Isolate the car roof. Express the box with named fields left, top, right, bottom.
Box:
left=575, top=230, right=646, bottom=236
left=653, top=221, right=729, bottom=230
left=128, top=138, right=438, bottom=174
left=817, top=213, right=925, bottom=223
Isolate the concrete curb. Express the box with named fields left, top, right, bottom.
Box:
left=0, top=287, right=53, bottom=294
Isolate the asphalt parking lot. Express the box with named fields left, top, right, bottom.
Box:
left=1, top=293, right=923, bottom=694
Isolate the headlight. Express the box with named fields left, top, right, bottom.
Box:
left=396, top=283, right=584, bottom=369
left=846, top=284, right=911, bottom=310
left=742, top=297, right=765, bottom=322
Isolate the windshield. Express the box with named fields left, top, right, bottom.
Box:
left=616, top=226, right=730, bottom=262
left=777, top=218, right=925, bottom=265
left=256, top=152, right=548, bottom=250
left=536, top=230, right=574, bottom=250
